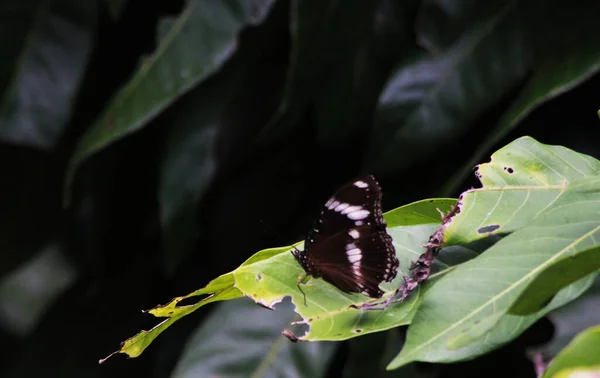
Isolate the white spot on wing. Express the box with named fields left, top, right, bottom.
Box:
left=354, top=181, right=368, bottom=188
left=347, top=254, right=362, bottom=263
left=348, top=229, right=360, bottom=239
left=334, top=203, right=350, bottom=212
left=346, top=248, right=361, bottom=256
left=327, top=200, right=340, bottom=210
left=341, top=205, right=362, bottom=215
left=347, top=209, right=370, bottom=220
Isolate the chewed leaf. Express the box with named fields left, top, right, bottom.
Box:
left=99, top=273, right=243, bottom=363
left=101, top=199, right=460, bottom=362
left=388, top=138, right=600, bottom=369
left=445, top=136, right=600, bottom=246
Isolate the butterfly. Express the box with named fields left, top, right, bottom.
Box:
left=292, top=175, right=399, bottom=304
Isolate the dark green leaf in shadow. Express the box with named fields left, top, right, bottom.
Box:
left=0, top=245, right=77, bottom=335
left=542, top=325, right=600, bottom=378
left=259, top=0, right=381, bottom=142
left=65, top=0, right=276, bottom=202
left=440, top=0, right=600, bottom=196
left=172, top=298, right=336, bottom=378
left=0, top=0, right=96, bottom=148
left=367, top=0, right=528, bottom=173
left=510, top=246, right=600, bottom=315
left=158, top=60, right=247, bottom=275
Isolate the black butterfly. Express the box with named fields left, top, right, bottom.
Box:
left=292, top=175, right=399, bottom=302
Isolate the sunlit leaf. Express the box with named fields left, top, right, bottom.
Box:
left=388, top=137, right=600, bottom=369
left=101, top=199, right=458, bottom=361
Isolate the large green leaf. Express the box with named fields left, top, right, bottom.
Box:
left=542, top=325, right=600, bottom=378
left=171, top=298, right=336, bottom=378
left=444, top=136, right=600, bottom=245
left=367, top=0, right=528, bottom=172
left=387, top=137, right=600, bottom=369
left=0, top=0, right=96, bottom=149
left=101, top=199, right=457, bottom=361
left=64, top=0, right=275, bottom=201
left=510, top=245, right=600, bottom=315
left=440, top=0, right=600, bottom=196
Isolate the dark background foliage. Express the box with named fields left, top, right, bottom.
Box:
left=1, top=0, right=600, bottom=377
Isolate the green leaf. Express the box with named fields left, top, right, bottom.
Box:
left=99, top=272, right=243, bottom=362
left=510, top=246, right=600, bottom=315
left=367, top=0, right=528, bottom=172
left=171, top=298, right=336, bottom=378
left=542, top=325, right=600, bottom=378
left=440, top=0, right=600, bottom=196
left=64, top=0, right=275, bottom=202
left=444, top=136, right=600, bottom=246
left=0, top=0, right=96, bottom=149
left=387, top=138, right=600, bottom=369
left=101, top=199, right=458, bottom=361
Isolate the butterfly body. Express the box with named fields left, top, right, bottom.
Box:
left=292, top=175, right=399, bottom=299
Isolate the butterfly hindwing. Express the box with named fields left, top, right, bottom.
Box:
left=307, top=225, right=398, bottom=298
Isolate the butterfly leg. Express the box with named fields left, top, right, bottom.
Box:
left=297, top=273, right=311, bottom=306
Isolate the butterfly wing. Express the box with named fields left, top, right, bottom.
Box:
left=306, top=175, right=386, bottom=249
left=306, top=225, right=398, bottom=298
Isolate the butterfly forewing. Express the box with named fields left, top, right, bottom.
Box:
left=306, top=175, right=386, bottom=249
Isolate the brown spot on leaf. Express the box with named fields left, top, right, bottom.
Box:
left=477, top=224, right=500, bottom=234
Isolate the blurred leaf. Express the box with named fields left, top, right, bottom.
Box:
left=388, top=138, right=600, bottom=369
left=260, top=0, right=381, bottom=142
left=0, top=0, right=96, bottom=149
left=103, top=200, right=457, bottom=361
left=367, top=0, right=528, bottom=172
left=542, top=325, right=600, bottom=378
left=444, top=136, right=600, bottom=245
left=441, top=0, right=600, bottom=196
left=552, top=366, right=600, bottom=378
left=543, top=278, right=600, bottom=357
left=510, top=246, right=600, bottom=315
left=65, top=0, right=276, bottom=202
left=0, top=244, right=77, bottom=336
left=172, top=298, right=336, bottom=378
left=157, top=58, right=243, bottom=275
left=105, top=0, right=127, bottom=21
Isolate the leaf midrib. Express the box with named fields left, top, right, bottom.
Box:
left=401, top=223, right=600, bottom=360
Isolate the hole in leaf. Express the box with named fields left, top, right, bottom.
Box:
left=176, top=294, right=210, bottom=307
left=504, top=166, right=514, bottom=174
left=352, top=329, right=363, bottom=333
left=256, top=273, right=262, bottom=281
left=477, top=224, right=500, bottom=234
